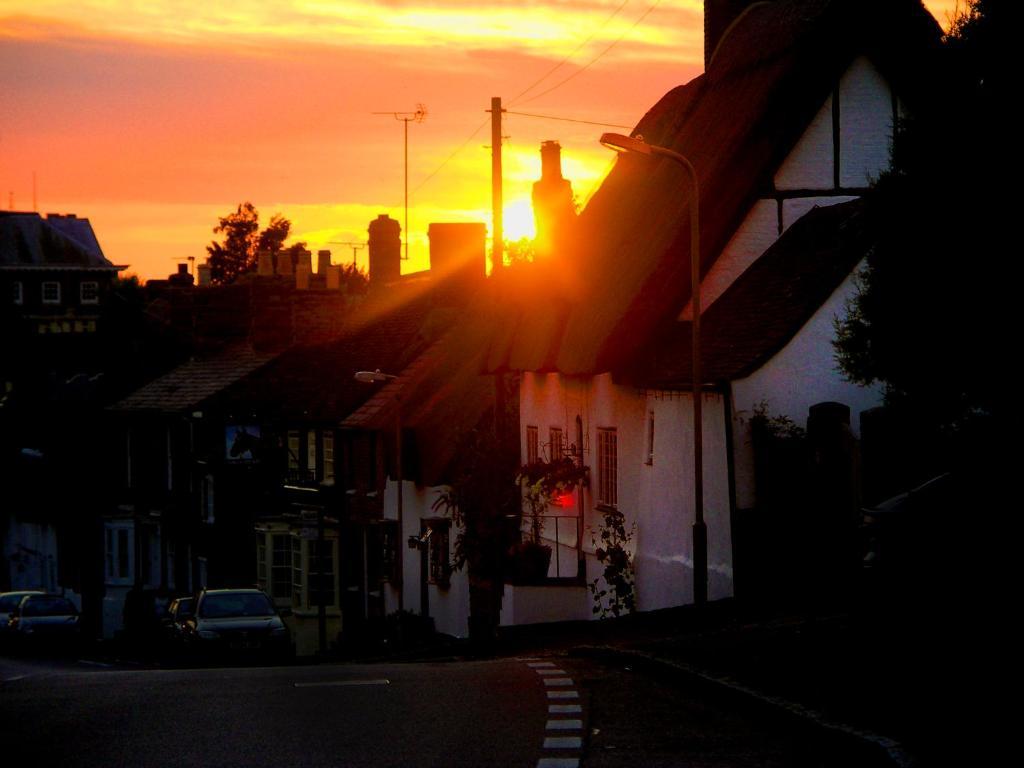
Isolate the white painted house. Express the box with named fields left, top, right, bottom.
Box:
left=487, top=0, right=940, bottom=620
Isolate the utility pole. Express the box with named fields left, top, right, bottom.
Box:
left=489, top=97, right=505, bottom=269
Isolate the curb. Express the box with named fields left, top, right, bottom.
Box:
left=570, top=645, right=916, bottom=768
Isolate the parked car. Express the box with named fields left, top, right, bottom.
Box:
left=0, top=593, right=44, bottom=638
left=182, top=589, right=291, bottom=663
left=160, top=596, right=195, bottom=651
left=5, top=594, right=81, bottom=653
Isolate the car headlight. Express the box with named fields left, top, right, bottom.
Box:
left=197, top=630, right=219, bottom=640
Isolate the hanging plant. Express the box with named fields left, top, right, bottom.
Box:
left=589, top=506, right=637, bottom=618
left=516, top=457, right=589, bottom=540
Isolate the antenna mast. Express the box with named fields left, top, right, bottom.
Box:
left=372, top=104, right=427, bottom=262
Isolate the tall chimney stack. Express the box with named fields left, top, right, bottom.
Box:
left=368, top=214, right=401, bottom=285
left=531, top=141, right=576, bottom=259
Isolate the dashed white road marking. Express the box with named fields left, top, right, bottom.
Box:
left=549, top=704, right=582, bottom=714
left=547, top=690, right=579, bottom=699
left=77, top=660, right=113, bottom=668
left=293, top=679, right=390, bottom=688
left=542, top=677, right=574, bottom=687
left=544, top=736, right=583, bottom=749
left=2, top=674, right=29, bottom=682
left=537, top=759, right=579, bottom=768
left=529, top=660, right=583, bottom=768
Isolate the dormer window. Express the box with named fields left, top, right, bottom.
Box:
left=42, top=281, right=61, bottom=304
left=80, top=281, right=99, bottom=304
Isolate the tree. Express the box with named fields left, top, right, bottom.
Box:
left=833, top=0, right=1013, bottom=465
left=206, top=203, right=307, bottom=285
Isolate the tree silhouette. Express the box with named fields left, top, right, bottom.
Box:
left=834, top=0, right=1010, bottom=459
left=206, top=204, right=307, bottom=285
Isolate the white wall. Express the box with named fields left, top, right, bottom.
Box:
left=518, top=372, right=734, bottom=618
left=839, top=57, right=893, bottom=188
left=775, top=92, right=835, bottom=190
left=382, top=479, right=470, bottom=638
left=730, top=265, right=884, bottom=509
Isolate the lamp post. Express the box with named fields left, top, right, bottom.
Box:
left=354, top=369, right=404, bottom=613
left=599, top=133, right=707, bottom=607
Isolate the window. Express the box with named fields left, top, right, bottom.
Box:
left=42, top=281, right=61, bottom=304
left=549, top=427, right=564, bottom=461
left=286, top=429, right=333, bottom=484
left=306, top=430, right=317, bottom=480
left=323, top=431, right=335, bottom=482
left=12, top=281, right=22, bottom=305
left=645, top=411, right=655, bottom=465
left=256, top=540, right=267, bottom=592
left=201, top=475, right=215, bottom=524
left=292, top=536, right=303, bottom=606
left=270, top=535, right=292, bottom=599
left=597, top=428, right=618, bottom=507
left=379, top=520, right=400, bottom=583
left=104, top=522, right=134, bottom=585
left=426, top=520, right=451, bottom=587
left=526, top=426, right=539, bottom=464
left=80, top=281, right=99, bottom=304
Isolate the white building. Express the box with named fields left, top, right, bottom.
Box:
left=488, top=0, right=941, bottom=621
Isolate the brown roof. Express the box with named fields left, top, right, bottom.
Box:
left=489, top=0, right=938, bottom=378
left=625, top=198, right=871, bottom=388
left=111, top=345, right=279, bottom=413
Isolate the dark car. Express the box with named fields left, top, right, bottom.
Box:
left=183, top=589, right=291, bottom=663
left=0, top=590, right=44, bottom=640
left=160, top=596, right=195, bottom=650
left=6, top=594, right=81, bottom=653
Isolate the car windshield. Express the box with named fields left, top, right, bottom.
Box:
left=0, top=594, right=30, bottom=612
left=175, top=598, right=194, bottom=617
left=21, top=597, right=77, bottom=617
left=199, top=593, right=275, bottom=619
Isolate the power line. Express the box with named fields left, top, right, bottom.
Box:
left=517, top=0, right=663, bottom=106
left=509, top=0, right=632, bottom=106
left=408, top=117, right=490, bottom=199
left=505, top=110, right=632, bottom=129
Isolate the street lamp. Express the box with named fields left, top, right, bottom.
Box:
left=354, top=369, right=406, bottom=614
left=600, top=132, right=708, bottom=607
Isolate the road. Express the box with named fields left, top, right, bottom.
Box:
left=1, top=652, right=862, bottom=767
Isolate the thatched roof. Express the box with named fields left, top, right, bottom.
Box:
left=487, top=0, right=939, bottom=380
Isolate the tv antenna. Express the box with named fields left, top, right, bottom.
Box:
left=328, top=241, right=366, bottom=268
left=372, top=104, right=427, bottom=261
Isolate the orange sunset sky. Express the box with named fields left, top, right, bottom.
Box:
left=1, top=1, right=956, bottom=281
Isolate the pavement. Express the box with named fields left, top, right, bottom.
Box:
left=491, top=598, right=963, bottom=768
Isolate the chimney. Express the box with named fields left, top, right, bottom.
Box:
left=317, top=249, right=332, bottom=274
left=428, top=222, right=486, bottom=304
left=295, top=263, right=311, bottom=290
left=197, top=263, right=212, bottom=287
left=257, top=250, right=274, bottom=277
left=704, top=0, right=760, bottom=70
left=276, top=250, right=293, bottom=276
left=295, top=248, right=312, bottom=274
left=168, top=263, right=194, bottom=287
left=326, top=265, right=342, bottom=290
left=368, top=214, right=401, bottom=285
left=531, top=141, right=576, bottom=259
